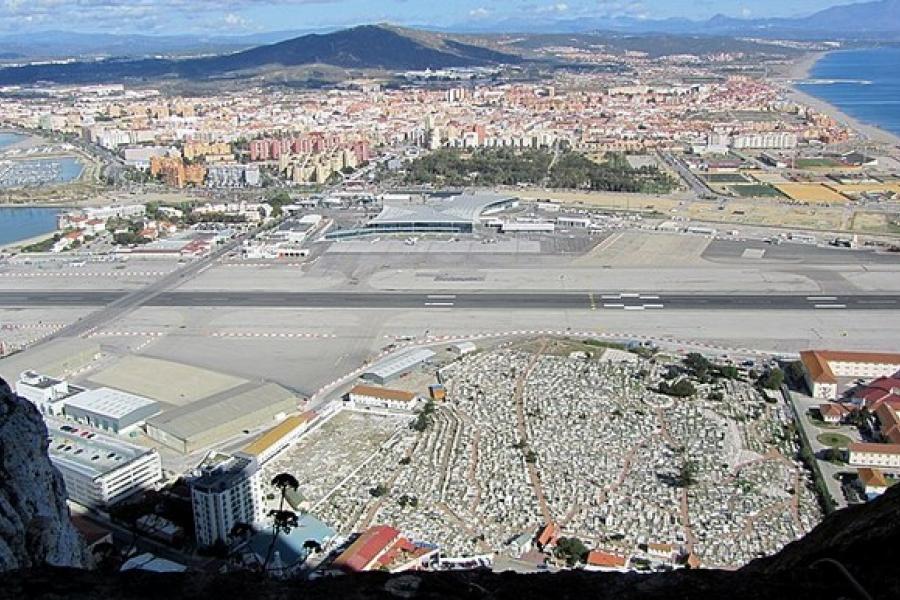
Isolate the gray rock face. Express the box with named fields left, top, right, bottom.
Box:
left=0, top=377, right=87, bottom=571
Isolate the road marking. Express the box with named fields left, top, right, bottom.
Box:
left=807, top=296, right=838, bottom=301
left=640, top=295, right=660, bottom=300
left=427, top=294, right=457, bottom=299
left=814, top=304, right=847, bottom=309
left=620, top=293, right=640, bottom=298
left=424, top=302, right=455, bottom=307
left=643, top=304, right=665, bottom=309
left=603, top=303, right=625, bottom=308
left=624, top=306, right=646, bottom=311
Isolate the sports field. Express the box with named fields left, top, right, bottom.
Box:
left=774, top=183, right=850, bottom=204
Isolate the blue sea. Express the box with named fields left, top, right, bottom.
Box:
left=799, top=47, right=900, bottom=137
left=0, top=132, right=26, bottom=150
left=0, top=207, right=60, bottom=246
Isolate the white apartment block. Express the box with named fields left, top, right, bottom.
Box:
left=190, top=452, right=265, bottom=547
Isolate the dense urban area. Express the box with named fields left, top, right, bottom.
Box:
left=0, top=9, right=899, bottom=587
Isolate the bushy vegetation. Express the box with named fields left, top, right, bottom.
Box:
left=401, top=148, right=676, bottom=193
left=658, top=379, right=696, bottom=398
left=555, top=537, right=589, bottom=566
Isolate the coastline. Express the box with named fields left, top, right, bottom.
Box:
left=0, top=230, right=60, bottom=252
left=782, top=50, right=900, bottom=148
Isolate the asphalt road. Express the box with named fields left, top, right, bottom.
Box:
left=2, top=290, right=898, bottom=311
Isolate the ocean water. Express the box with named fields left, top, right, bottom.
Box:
left=0, top=132, right=26, bottom=150
left=799, top=48, right=900, bottom=137
left=0, top=207, right=60, bottom=246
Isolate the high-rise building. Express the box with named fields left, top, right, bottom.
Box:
left=190, top=452, right=265, bottom=548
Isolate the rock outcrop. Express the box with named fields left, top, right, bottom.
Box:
left=0, top=377, right=87, bottom=571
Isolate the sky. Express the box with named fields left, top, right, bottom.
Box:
left=0, top=0, right=870, bottom=35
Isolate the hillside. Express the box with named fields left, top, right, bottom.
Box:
left=450, top=0, right=900, bottom=39
left=0, top=25, right=523, bottom=86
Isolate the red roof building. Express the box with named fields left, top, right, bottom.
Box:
left=332, top=525, right=401, bottom=572
left=536, top=522, right=560, bottom=549
left=875, top=404, right=900, bottom=445
left=851, top=376, right=900, bottom=411
left=585, top=550, right=629, bottom=570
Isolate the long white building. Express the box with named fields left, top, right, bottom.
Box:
left=190, top=452, right=265, bottom=548
left=800, top=350, right=900, bottom=400
left=848, top=442, right=900, bottom=470
left=47, top=418, right=162, bottom=508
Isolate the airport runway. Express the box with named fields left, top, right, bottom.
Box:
left=1, top=290, right=898, bottom=311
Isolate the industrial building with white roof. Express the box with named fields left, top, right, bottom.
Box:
left=326, top=192, right=518, bottom=239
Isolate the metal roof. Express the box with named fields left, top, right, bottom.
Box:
left=363, top=348, right=436, bottom=380
left=368, top=193, right=516, bottom=226
left=147, top=382, right=296, bottom=441
left=47, top=417, right=155, bottom=480
left=64, top=387, right=159, bottom=421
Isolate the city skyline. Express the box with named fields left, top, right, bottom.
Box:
left=0, top=0, right=874, bottom=35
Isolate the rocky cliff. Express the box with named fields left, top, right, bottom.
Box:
left=0, top=377, right=87, bottom=571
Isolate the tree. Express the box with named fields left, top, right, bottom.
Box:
left=784, top=361, right=807, bottom=391
left=678, top=460, right=698, bottom=488
left=264, top=473, right=300, bottom=571
left=555, top=537, right=589, bottom=566
left=758, top=368, right=785, bottom=390
left=659, top=379, right=696, bottom=398
left=369, top=484, right=389, bottom=498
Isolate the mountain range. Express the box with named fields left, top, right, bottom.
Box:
left=0, top=25, right=523, bottom=86
left=450, top=0, right=900, bottom=38
left=0, top=0, right=898, bottom=63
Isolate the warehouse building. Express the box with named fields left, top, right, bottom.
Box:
left=361, top=348, right=436, bottom=385
left=63, top=387, right=160, bottom=434
left=145, top=382, right=298, bottom=453
left=47, top=418, right=162, bottom=508
left=0, top=339, right=101, bottom=383
left=326, top=192, right=517, bottom=239
left=241, top=412, right=316, bottom=465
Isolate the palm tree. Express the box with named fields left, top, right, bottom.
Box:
left=262, top=472, right=300, bottom=572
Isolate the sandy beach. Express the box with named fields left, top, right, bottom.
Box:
left=780, top=51, right=900, bottom=148
left=0, top=230, right=60, bottom=253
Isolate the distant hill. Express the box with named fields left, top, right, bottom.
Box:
left=0, top=25, right=522, bottom=86
left=449, top=0, right=900, bottom=39
left=0, top=30, right=308, bottom=60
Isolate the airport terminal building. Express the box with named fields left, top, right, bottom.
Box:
left=326, top=192, right=518, bottom=239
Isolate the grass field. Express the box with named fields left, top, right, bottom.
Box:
left=521, top=190, right=849, bottom=231
left=817, top=432, right=852, bottom=448
left=794, top=158, right=845, bottom=169
left=730, top=184, right=784, bottom=198
left=705, top=173, right=750, bottom=183
left=774, top=183, right=850, bottom=204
